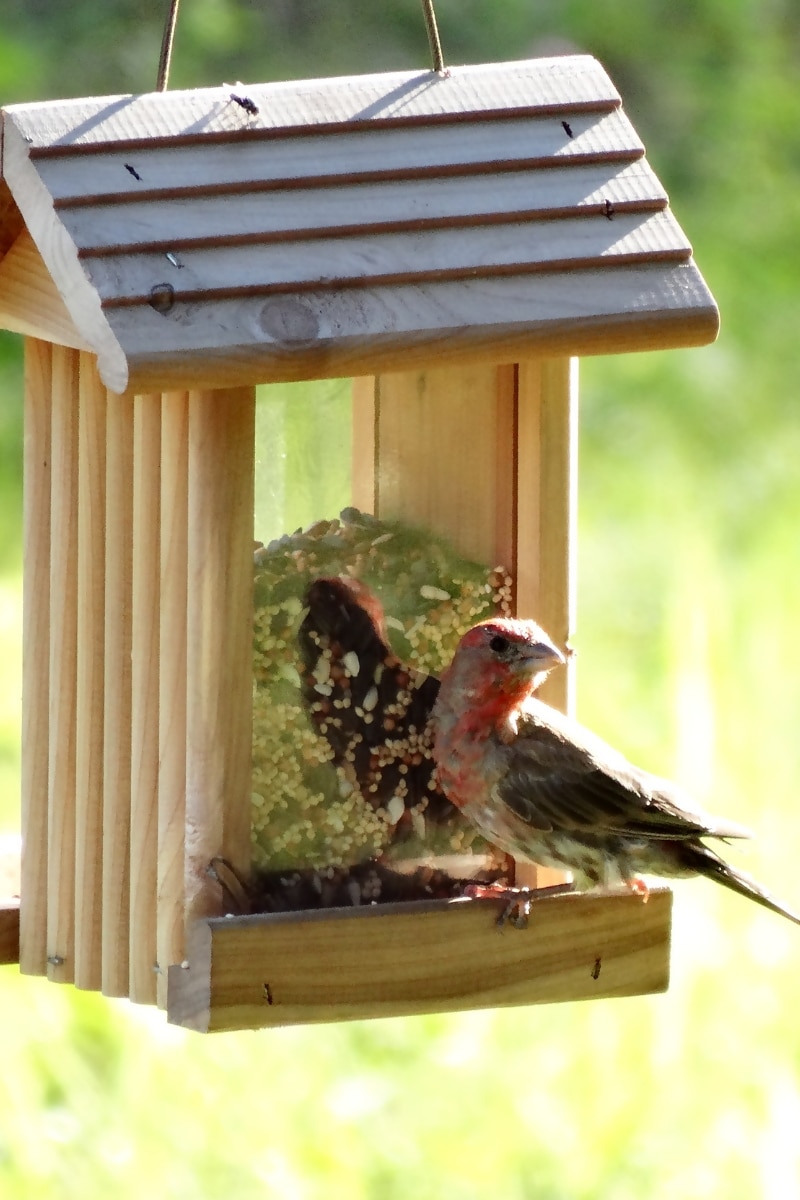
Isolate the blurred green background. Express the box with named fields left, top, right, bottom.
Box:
left=1, top=2, right=799, bottom=1196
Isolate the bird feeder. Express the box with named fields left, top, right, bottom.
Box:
left=0, top=55, right=715, bottom=1031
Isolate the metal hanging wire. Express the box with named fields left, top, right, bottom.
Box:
left=420, top=0, right=446, bottom=74
left=157, top=0, right=182, bottom=91
left=155, top=0, right=446, bottom=92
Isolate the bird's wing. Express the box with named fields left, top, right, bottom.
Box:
left=496, top=699, right=751, bottom=842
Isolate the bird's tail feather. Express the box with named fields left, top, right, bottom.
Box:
left=686, top=842, right=800, bottom=926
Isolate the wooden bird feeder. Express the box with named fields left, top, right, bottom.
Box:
left=0, top=56, right=716, bottom=1031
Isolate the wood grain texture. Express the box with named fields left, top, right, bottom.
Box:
left=4, top=58, right=620, bottom=149
left=350, top=377, right=377, bottom=513
left=516, top=358, right=578, bottom=712
left=129, top=393, right=161, bottom=1004
left=39, top=108, right=640, bottom=205
left=185, top=389, right=254, bottom=922
left=102, top=387, right=134, bottom=997
left=67, top=161, right=666, bottom=257
left=20, top=338, right=52, bottom=976
left=373, top=363, right=516, bottom=566
left=167, top=887, right=672, bottom=1032
left=157, top=391, right=189, bottom=1007
left=0, top=903, right=20, bottom=966
left=514, top=358, right=579, bottom=890
left=0, top=229, right=89, bottom=348
left=74, top=354, right=106, bottom=990
left=89, top=211, right=688, bottom=307
left=109, top=262, right=720, bottom=395
left=1, top=121, right=127, bottom=390
left=47, top=345, right=80, bottom=983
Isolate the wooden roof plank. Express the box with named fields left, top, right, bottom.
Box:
left=5, top=58, right=620, bottom=151
left=86, top=210, right=692, bottom=306
left=104, top=262, right=719, bottom=392
left=37, top=108, right=643, bottom=205
left=62, top=161, right=668, bottom=256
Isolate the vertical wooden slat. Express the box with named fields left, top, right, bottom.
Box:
left=102, top=388, right=134, bottom=996
left=515, top=358, right=578, bottom=711
left=350, top=376, right=377, bottom=513
left=74, top=354, right=106, bottom=990
left=515, top=356, right=578, bottom=889
left=47, top=345, right=80, bottom=983
left=20, top=338, right=52, bottom=976
left=157, top=391, right=189, bottom=1007
left=185, top=388, right=255, bottom=921
left=374, top=364, right=516, bottom=566
left=129, top=392, right=161, bottom=1004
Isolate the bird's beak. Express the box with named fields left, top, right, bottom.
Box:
left=536, top=640, right=566, bottom=667
left=517, top=639, right=566, bottom=674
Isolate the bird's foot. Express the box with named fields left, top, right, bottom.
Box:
left=464, top=881, right=576, bottom=929
left=626, top=876, right=650, bottom=903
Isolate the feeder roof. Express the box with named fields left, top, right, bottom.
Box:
left=0, top=56, right=718, bottom=394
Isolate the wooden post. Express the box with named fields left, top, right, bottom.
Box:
left=74, top=354, right=106, bottom=990
left=372, top=364, right=516, bottom=568
left=102, top=388, right=134, bottom=997
left=516, top=358, right=578, bottom=712
left=185, top=388, right=254, bottom=921
left=157, top=390, right=189, bottom=1006
left=20, top=338, right=51, bottom=976
left=47, top=345, right=80, bottom=983
left=515, top=357, right=578, bottom=889
left=129, top=392, right=161, bottom=1004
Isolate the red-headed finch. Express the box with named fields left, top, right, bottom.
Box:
left=432, top=618, right=800, bottom=924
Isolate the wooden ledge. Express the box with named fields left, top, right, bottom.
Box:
left=167, top=886, right=672, bottom=1032
left=0, top=901, right=20, bottom=965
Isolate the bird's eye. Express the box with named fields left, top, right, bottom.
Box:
left=489, top=634, right=508, bottom=654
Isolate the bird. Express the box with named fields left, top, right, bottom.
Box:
left=432, top=617, right=800, bottom=925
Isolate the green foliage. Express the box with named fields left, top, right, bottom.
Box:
left=0, top=3, right=799, bottom=1197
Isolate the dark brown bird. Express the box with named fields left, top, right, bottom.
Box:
left=432, top=618, right=800, bottom=925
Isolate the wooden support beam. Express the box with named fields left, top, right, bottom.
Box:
left=102, top=388, right=134, bottom=997
left=74, top=354, right=106, bottom=990
left=168, top=887, right=672, bottom=1032
left=157, top=390, right=189, bottom=1006
left=47, top=345, right=80, bottom=984
left=20, top=338, right=52, bottom=976
left=129, top=392, right=161, bottom=1004
left=185, top=388, right=255, bottom=921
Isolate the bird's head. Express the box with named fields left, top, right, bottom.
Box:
left=445, top=618, right=566, bottom=705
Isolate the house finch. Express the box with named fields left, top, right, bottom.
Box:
left=432, top=618, right=800, bottom=925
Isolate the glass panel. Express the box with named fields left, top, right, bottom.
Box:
left=250, top=374, right=513, bottom=911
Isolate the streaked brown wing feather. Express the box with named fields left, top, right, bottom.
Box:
left=499, top=703, right=750, bottom=842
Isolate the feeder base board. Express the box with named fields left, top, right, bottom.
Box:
left=167, top=886, right=672, bottom=1032
left=0, top=900, right=20, bottom=965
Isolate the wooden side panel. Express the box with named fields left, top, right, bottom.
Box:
left=74, top=354, right=106, bottom=990
left=20, top=338, right=52, bottom=976
left=157, top=391, right=189, bottom=1006
left=350, top=376, right=376, bottom=513
left=102, top=388, right=134, bottom=996
left=0, top=230, right=89, bottom=350
left=185, top=388, right=255, bottom=921
left=516, top=358, right=578, bottom=712
left=47, top=345, right=80, bottom=983
left=514, top=358, right=578, bottom=889
left=168, top=888, right=672, bottom=1032
left=374, top=363, right=515, bottom=567
left=129, top=393, right=161, bottom=1004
